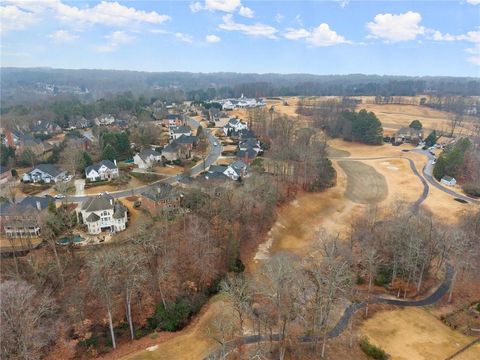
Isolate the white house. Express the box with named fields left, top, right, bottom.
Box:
left=223, top=118, right=248, bottom=136
left=440, top=176, right=457, bottom=186
left=78, top=193, right=127, bottom=234
left=169, top=125, right=192, bottom=140
left=133, top=149, right=162, bottom=169
left=23, top=164, right=67, bottom=184
left=224, top=160, right=247, bottom=181
left=94, top=114, right=115, bottom=126
left=85, top=160, right=119, bottom=182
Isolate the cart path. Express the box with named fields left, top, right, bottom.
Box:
left=205, top=264, right=454, bottom=359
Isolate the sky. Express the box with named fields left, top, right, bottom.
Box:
left=1, top=0, right=479, bottom=76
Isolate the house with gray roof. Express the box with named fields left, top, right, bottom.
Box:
left=133, top=148, right=162, bottom=169
left=224, top=160, right=247, bottom=181
left=0, top=195, right=54, bottom=238
left=23, top=164, right=67, bottom=184
left=78, top=193, right=127, bottom=234
left=141, top=183, right=182, bottom=214
left=85, top=160, right=119, bottom=182
left=169, top=125, right=192, bottom=140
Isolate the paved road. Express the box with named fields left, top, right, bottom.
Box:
left=63, top=117, right=221, bottom=203
left=205, top=264, right=455, bottom=359
left=412, top=148, right=479, bottom=204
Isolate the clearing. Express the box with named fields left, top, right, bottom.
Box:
left=361, top=307, right=479, bottom=360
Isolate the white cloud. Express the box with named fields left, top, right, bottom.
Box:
left=206, top=34, right=221, bottom=43
left=466, top=0, right=480, bottom=5
left=367, top=11, right=425, bottom=42
left=150, top=28, right=169, bottom=34
left=205, top=0, right=241, bottom=13
left=274, top=13, right=284, bottom=23
left=2, top=0, right=171, bottom=32
left=48, top=29, right=78, bottom=43
left=466, top=44, right=480, bottom=65
left=0, top=5, right=38, bottom=33
left=284, top=28, right=310, bottom=40
left=190, top=2, right=203, bottom=12
left=338, top=0, right=350, bottom=8
left=175, top=32, right=193, bottom=43
left=239, top=6, right=254, bottom=18
left=285, top=24, right=350, bottom=46
left=96, top=30, right=134, bottom=52
left=219, top=14, right=277, bottom=38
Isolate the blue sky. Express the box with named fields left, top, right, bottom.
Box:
left=1, top=0, right=479, bottom=76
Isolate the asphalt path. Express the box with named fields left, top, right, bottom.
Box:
left=205, top=264, right=455, bottom=359
left=63, top=117, right=222, bottom=203
left=412, top=148, right=479, bottom=204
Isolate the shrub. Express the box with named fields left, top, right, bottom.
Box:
left=356, top=274, right=366, bottom=285
left=476, top=303, right=480, bottom=312
left=374, top=266, right=392, bottom=287
left=360, top=337, right=389, bottom=360
left=462, top=183, right=480, bottom=198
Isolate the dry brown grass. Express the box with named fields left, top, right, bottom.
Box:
left=361, top=308, right=478, bottom=360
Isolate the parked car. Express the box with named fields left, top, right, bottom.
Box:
left=54, top=194, right=66, bottom=199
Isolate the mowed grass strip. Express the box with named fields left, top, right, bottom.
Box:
left=338, top=160, right=388, bottom=204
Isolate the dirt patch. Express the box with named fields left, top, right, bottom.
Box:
left=338, top=161, right=388, bottom=204
left=361, top=307, right=477, bottom=360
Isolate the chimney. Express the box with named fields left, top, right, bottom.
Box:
left=110, top=198, right=113, bottom=205
left=36, top=201, right=41, bottom=211
left=113, top=159, right=117, bottom=166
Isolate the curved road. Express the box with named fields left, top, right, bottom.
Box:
left=64, top=117, right=222, bottom=203
left=205, top=264, right=455, bottom=359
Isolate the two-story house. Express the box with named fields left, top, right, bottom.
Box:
left=23, top=164, right=67, bottom=184
left=78, top=193, right=127, bottom=234
left=85, top=160, right=119, bottom=182
left=133, top=149, right=162, bottom=169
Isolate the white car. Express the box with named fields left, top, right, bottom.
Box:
left=214, top=142, right=219, bottom=146
left=431, top=160, right=436, bottom=165
left=54, top=194, right=66, bottom=199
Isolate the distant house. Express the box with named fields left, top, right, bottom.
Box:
left=163, top=114, right=183, bottom=127
left=85, top=160, right=119, bottom=182
left=0, top=195, right=54, bottom=238
left=69, top=135, right=93, bottom=151
left=224, top=160, right=247, bottom=181
left=78, top=193, right=127, bottom=234
left=23, top=164, right=67, bottom=184
left=133, top=149, right=162, bottom=169
left=175, top=135, right=198, bottom=150
left=67, top=116, right=91, bottom=130
left=223, top=118, right=248, bottom=136
left=239, top=138, right=262, bottom=153
left=30, top=120, right=61, bottom=135
left=94, top=114, right=115, bottom=126
left=0, top=166, right=12, bottom=184
left=395, top=127, right=423, bottom=143
left=236, top=147, right=257, bottom=165
left=161, top=141, right=190, bottom=161
left=440, top=176, right=457, bottom=186
left=169, top=125, right=192, bottom=140
left=141, top=183, right=182, bottom=215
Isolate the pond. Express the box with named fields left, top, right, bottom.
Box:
left=57, top=235, right=83, bottom=245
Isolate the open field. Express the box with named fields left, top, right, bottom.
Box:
left=338, top=161, right=388, bottom=204
left=361, top=308, right=479, bottom=360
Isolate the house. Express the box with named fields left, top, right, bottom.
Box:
left=162, top=114, right=183, bottom=127
left=134, top=149, right=162, bottom=169
left=0, top=166, right=12, bottom=184
left=440, top=176, right=457, bottom=186
left=3, top=129, right=21, bottom=147
left=67, top=116, right=91, bottom=130
left=224, top=160, right=247, bottom=181
left=161, top=141, right=190, bottom=161
left=239, top=138, right=262, bottom=153
left=78, top=193, right=127, bottom=234
left=94, top=114, right=115, bottom=126
left=69, top=135, right=93, bottom=151
left=169, top=125, right=192, bottom=140
left=223, top=118, right=248, bottom=136
left=85, top=160, right=119, bottom=182
left=141, top=183, right=182, bottom=215
left=395, top=127, right=424, bottom=143
left=175, top=135, right=198, bottom=150
left=23, top=164, right=67, bottom=184
left=0, top=195, right=54, bottom=238
left=236, top=147, right=258, bottom=165
left=200, top=171, right=230, bottom=183
left=30, top=120, right=61, bottom=135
